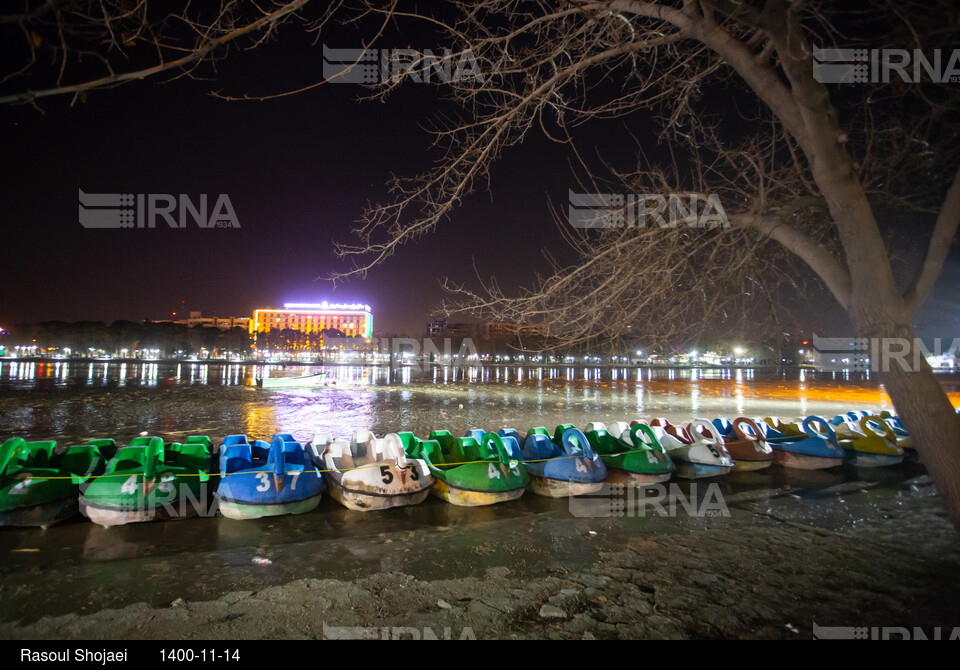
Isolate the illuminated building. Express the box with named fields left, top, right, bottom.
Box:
left=249, top=302, right=373, bottom=339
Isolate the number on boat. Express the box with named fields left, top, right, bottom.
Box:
left=575, top=460, right=588, bottom=474
left=289, top=471, right=300, bottom=491
left=158, top=474, right=175, bottom=493
left=487, top=463, right=501, bottom=479
left=121, top=475, right=138, bottom=495
left=255, top=473, right=270, bottom=492
left=380, top=465, right=394, bottom=484
left=408, top=465, right=419, bottom=480
left=647, top=451, right=660, bottom=464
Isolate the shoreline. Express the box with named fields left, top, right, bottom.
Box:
left=1, top=356, right=826, bottom=370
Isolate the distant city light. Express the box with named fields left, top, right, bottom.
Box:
left=283, top=302, right=371, bottom=312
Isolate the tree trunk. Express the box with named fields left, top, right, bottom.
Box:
left=848, top=306, right=960, bottom=532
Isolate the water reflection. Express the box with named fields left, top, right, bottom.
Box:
left=2, top=361, right=959, bottom=445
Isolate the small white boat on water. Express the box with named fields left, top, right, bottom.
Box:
left=257, top=372, right=328, bottom=388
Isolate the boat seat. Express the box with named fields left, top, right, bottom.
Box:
left=60, top=445, right=99, bottom=477
left=584, top=422, right=606, bottom=435
left=499, top=435, right=524, bottom=460
left=417, top=438, right=447, bottom=467
left=221, top=443, right=253, bottom=473
left=86, top=438, right=118, bottom=460
left=282, top=441, right=307, bottom=467
left=498, top=428, right=523, bottom=444
left=222, top=434, right=249, bottom=447
left=395, top=432, right=431, bottom=462
left=523, top=433, right=557, bottom=461
left=712, top=418, right=734, bottom=437
left=454, top=437, right=482, bottom=464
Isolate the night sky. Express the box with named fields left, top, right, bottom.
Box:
left=1, top=15, right=957, bottom=339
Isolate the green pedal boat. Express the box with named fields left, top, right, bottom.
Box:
left=0, top=438, right=114, bottom=528
left=399, top=430, right=529, bottom=506
left=583, top=421, right=674, bottom=485
left=80, top=435, right=214, bottom=527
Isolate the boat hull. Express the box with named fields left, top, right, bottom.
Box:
left=731, top=459, right=774, bottom=472
left=527, top=476, right=604, bottom=498
left=604, top=468, right=672, bottom=486
left=430, top=479, right=525, bottom=506
left=842, top=452, right=905, bottom=468
left=673, top=462, right=732, bottom=479
left=329, top=483, right=430, bottom=511
left=80, top=497, right=203, bottom=527
left=0, top=497, right=77, bottom=528
left=217, top=494, right=322, bottom=520
left=773, top=451, right=844, bottom=470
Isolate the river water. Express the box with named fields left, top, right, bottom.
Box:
left=4, top=360, right=958, bottom=443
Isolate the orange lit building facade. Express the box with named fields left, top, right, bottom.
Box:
left=249, top=303, right=373, bottom=339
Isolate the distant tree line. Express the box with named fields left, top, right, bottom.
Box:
left=3, top=320, right=251, bottom=357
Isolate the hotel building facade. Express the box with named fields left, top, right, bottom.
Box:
left=249, top=302, right=373, bottom=339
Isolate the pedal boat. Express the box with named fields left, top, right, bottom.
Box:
left=216, top=434, right=324, bottom=519
left=758, top=417, right=845, bottom=469
left=497, top=425, right=606, bottom=497
left=0, top=438, right=113, bottom=528
left=582, top=421, right=673, bottom=485
left=710, top=418, right=775, bottom=471
left=80, top=435, right=213, bottom=527
left=310, top=431, right=431, bottom=511
left=400, top=430, right=528, bottom=506
left=645, top=418, right=734, bottom=478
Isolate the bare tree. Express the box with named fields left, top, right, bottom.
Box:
left=0, top=0, right=314, bottom=107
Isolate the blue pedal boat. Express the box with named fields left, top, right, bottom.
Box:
left=758, top=416, right=845, bottom=469
left=498, top=425, right=606, bottom=497
left=215, top=434, right=324, bottom=520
